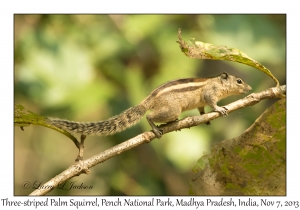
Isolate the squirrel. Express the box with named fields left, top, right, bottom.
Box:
left=47, top=72, right=252, bottom=138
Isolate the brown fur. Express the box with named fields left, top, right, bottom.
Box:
left=47, top=72, right=252, bottom=138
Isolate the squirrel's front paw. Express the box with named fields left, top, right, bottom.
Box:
left=214, top=106, right=228, bottom=117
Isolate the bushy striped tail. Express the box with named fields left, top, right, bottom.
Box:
left=47, top=104, right=147, bottom=136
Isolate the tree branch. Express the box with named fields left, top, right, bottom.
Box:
left=29, top=85, right=286, bottom=195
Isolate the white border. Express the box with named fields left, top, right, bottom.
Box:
left=1, top=1, right=297, bottom=209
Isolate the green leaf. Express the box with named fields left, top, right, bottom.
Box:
left=14, top=104, right=79, bottom=148
left=192, top=157, right=208, bottom=173
left=177, top=28, right=280, bottom=87
left=190, top=99, right=286, bottom=195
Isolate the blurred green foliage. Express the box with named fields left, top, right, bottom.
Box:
left=14, top=14, right=285, bottom=195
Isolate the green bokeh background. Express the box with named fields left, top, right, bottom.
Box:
left=14, top=14, right=286, bottom=195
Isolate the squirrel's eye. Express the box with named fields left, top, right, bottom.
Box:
left=237, top=79, right=243, bottom=84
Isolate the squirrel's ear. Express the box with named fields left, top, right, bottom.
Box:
left=220, top=72, right=229, bottom=80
